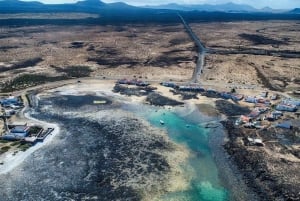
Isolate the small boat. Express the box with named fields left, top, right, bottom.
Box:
left=160, top=120, right=165, bottom=125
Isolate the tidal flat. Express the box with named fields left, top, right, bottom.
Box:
left=0, top=91, right=190, bottom=201
left=0, top=86, right=256, bottom=201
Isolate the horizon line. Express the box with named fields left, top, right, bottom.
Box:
left=1, top=0, right=298, bottom=10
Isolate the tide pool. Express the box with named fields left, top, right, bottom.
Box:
left=127, top=105, right=229, bottom=201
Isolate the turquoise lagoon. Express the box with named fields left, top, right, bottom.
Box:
left=124, top=104, right=229, bottom=201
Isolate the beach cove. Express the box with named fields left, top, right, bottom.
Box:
left=0, top=80, right=256, bottom=201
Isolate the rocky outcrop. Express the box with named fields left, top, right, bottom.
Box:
left=146, top=92, right=183, bottom=106
left=222, top=120, right=300, bottom=201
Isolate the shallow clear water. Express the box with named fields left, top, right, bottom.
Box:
left=127, top=105, right=229, bottom=201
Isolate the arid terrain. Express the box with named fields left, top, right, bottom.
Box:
left=1, top=18, right=299, bottom=94
left=0, top=13, right=299, bottom=201
left=191, top=21, right=300, bottom=93
left=0, top=18, right=195, bottom=93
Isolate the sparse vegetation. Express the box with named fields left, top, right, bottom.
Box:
left=215, top=100, right=251, bottom=117
left=0, top=57, right=43, bottom=73
left=11, top=141, right=21, bottom=146
left=0, top=145, right=11, bottom=154
left=0, top=11, right=299, bottom=201
left=69, top=41, right=84, bottom=48
left=29, top=126, right=43, bottom=136
left=1, top=74, right=67, bottom=92
left=87, top=56, right=139, bottom=68
left=238, top=33, right=287, bottom=45
left=146, top=92, right=184, bottom=106
left=53, top=66, right=93, bottom=78
left=18, top=143, right=31, bottom=152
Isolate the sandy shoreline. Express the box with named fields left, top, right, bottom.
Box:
left=0, top=80, right=128, bottom=175
left=0, top=80, right=195, bottom=200
left=0, top=79, right=260, bottom=200
left=0, top=79, right=227, bottom=175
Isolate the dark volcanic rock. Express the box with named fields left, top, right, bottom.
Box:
left=146, top=92, right=184, bottom=106
left=222, top=120, right=300, bottom=201
left=69, top=41, right=84, bottom=48
left=0, top=57, right=43, bottom=73
left=238, top=33, right=287, bottom=45
left=0, top=95, right=176, bottom=201
left=51, top=95, right=112, bottom=108
left=170, top=89, right=198, bottom=100
left=216, top=100, right=251, bottom=117
left=113, top=84, right=156, bottom=96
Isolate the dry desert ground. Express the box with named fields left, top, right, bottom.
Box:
left=0, top=22, right=195, bottom=92
left=0, top=19, right=299, bottom=94
left=191, top=21, right=300, bottom=93
left=0, top=15, right=300, bottom=201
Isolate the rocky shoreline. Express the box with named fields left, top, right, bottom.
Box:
left=0, top=92, right=189, bottom=201
left=207, top=124, right=260, bottom=201
left=211, top=98, right=300, bottom=201
left=222, top=120, right=300, bottom=201
left=1, top=79, right=298, bottom=201
left=113, top=84, right=294, bottom=201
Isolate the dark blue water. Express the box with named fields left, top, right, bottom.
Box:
left=125, top=104, right=229, bottom=201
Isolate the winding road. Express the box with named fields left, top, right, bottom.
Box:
left=178, top=14, right=206, bottom=83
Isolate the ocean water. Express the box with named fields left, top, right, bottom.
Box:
left=125, top=105, right=229, bottom=201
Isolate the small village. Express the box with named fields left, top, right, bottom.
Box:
left=117, top=79, right=299, bottom=147
left=0, top=77, right=298, bottom=201
left=162, top=81, right=299, bottom=146
left=0, top=78, right=299, bottom=164
left=0, top=1, right=299, bottom=199
left=0, top=95, right=54, bottom=156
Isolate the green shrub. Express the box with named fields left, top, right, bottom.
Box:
left=1, top=74, right=67, bottom=92
left=11, top=141, right=21, bottom=146
left=54, top=66, right=93, bottom=78
left=18, top=143, right=31, bottom=152
left=0, top=146, right=11, bottom=153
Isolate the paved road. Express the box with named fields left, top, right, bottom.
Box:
left=178, top=14, right=206, bottom=83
